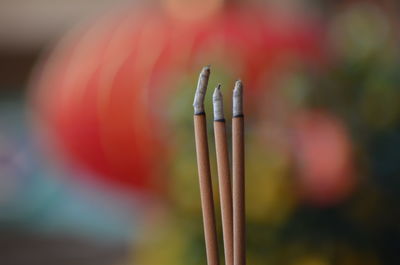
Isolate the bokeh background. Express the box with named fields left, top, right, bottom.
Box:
left=1, top=0, right=400, bottom=264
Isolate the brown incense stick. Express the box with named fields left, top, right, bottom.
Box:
left=193, top=66, right=220, bottom=265
left=213, top=85, right=234, bottom=265
left=232, top=80, right=245, bottom=265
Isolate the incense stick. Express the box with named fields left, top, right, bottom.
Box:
left=193, top=66, right=220, bottom=265
left=232, top=80, right=245, bottom=265
left=213, top=85, right=233, bottom=265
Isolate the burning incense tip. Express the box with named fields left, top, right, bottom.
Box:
left=213, top=84, right=224, bottom=121
left=233, top=80, right=243, bottom=117
left=193, top=66, right=211, bottom=115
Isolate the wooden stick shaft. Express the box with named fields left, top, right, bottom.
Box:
left=214, top=121, right=233, bottom=265
left=194, top=114, right=220, bottom=265
left=233, top=116, right=245, bottom=265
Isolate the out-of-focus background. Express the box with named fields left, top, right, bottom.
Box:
left=1, top=0, right=400, bottom=264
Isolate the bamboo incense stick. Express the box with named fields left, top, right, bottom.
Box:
left=232, top=80, right=245, bottom=265
left=213, top=85, right=234, bottom=265
left=193, top=66, right=220, bottom=265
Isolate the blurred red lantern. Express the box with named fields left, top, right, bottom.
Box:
left=292, top=111, right=356, bottom=206
left=31, top=4, right=324, bottom=194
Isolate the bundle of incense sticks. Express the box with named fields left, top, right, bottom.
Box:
left=193, top=66, right=245, bottom=265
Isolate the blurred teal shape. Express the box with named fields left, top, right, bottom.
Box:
left=0, top=99, right=144, bottom=242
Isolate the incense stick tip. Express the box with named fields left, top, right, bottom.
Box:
left=213, top=84, right=224, bottom=120
left=233, top=80, right=243, bottom=116
left=201, top=65, right=211, bottom=75
left=213, top=84, right=222, bottom=99
left=234, top=80, right=243, bottom=94
left=193, top=66, right=211, bottom=114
